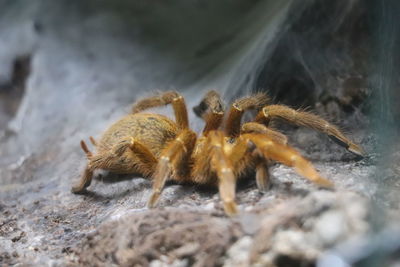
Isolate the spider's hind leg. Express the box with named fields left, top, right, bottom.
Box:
left=71, top=140, right=94, bottom=193
left=72, top=138, right=158, bottom=194
left=89, top=136, right=97, bottom=146
left=71, top=167, right=94, bottom=194
left=80, top=140, right=93, bottom=159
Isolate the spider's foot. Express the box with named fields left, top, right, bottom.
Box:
left=328, top=135, right=365, bottom=158
left=147, top=191, right=161, bottom=208
left=223, top=200, right=238, bottom=216
left=71, top=178, right=92, bottom=194
left=315, top=177, right=334, bottom=189
left=257, top=182, right=271, bottom=192
left=256, top=164, right=270, bottom=192
left=348, top=143, right=365, bottom=158
left=71, top=185, right=88, bottom=194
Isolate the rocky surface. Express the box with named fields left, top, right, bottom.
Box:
left=2, top=132, right=395, bottom=266
left=1, top=0, right=400, bottom=266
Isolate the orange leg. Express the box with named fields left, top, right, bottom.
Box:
left=228, top=138, right=249, bottom=168
left=255, top=156, right=270, bottom=192
left=147, top=129, right=197, bottom=208
left=129, top=138, right=158, bottom=169
left=193, top=90, right=225, bottom=135
left=80, top=140, right=93, bottom=158
left=89, top=136, right=97, bottom=146
left=71, top=167, right=94, bottom=194
left=241, top=122, right=288, bottom=145
left=202, top=112, right=224, bottom=136
left=225, top=93, right=270, bottom=137
left=242, top=133, right=333, bottom=188
left=255, top=105, right=364, bottom=156
left=131, top=91, right=189, bottom=129
left=72, top=138, right=158, bottom=193
left=208, top=131, right=238, bottom=216
left=91, top=137, right=158, bottom=176
left=228, top=138, right=271, bottom=192
left=71, top=140, right=94, bottom=193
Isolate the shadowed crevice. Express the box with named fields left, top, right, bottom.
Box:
left=0, top=54, right=31, bottom=131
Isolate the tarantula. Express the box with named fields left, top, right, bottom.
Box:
left=72, top=91, right=363, bottom=215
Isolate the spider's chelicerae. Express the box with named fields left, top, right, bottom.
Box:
left=72, top=91, right=364, bottom=215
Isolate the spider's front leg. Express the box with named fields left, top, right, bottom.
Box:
left=147, top=129, right=197, bottom=208
left=208, top=131, right=239, bottom=215
left=254, top=105, right=364, bottom=156
left=242, top=133, right=333, bottom=188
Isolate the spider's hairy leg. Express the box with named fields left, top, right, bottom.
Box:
left=225, top=92, right=270, bottom=137
left=71, top=140, right=94, bottom=193
left=209, top=131, right=238, bottom=216
left=89, top=136, right=97, bottom=146
left=241, top=122, right=288, bottom=145
left=255, top=105, right=364, bottom=156
left=71, top=138, right=158, bottom=194
left=96, top=137, right=158, bottom=175
left=128, top=137, right=158, bottom=169
left=242, top=133, right=333, bottom=188
left=193, top=90, right=225, bottom=135
left=80, top=140, right=93, bottom=158
left=131, top=91, right=189, bottom=129
left=147, top=129, right=197, bottom=208
left=255, top=155, right=270, bottom=192
left=229, top=138, right=271, bottom=192
left=203, top=112, right=224, bottom=135
left=71, top=167, right=94, bottom=194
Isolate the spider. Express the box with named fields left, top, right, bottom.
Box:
left=71, top=90, right=364, bottom=215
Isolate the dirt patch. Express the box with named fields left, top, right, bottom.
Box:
left=70, top=190, right=371, bottom=267
left=75, top=209, right=241, bottom=266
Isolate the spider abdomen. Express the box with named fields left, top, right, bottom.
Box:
left=97, top=113, right=178, bottom=156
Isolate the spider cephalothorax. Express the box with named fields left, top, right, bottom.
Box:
left=72, top=90, right=363, bottom=215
